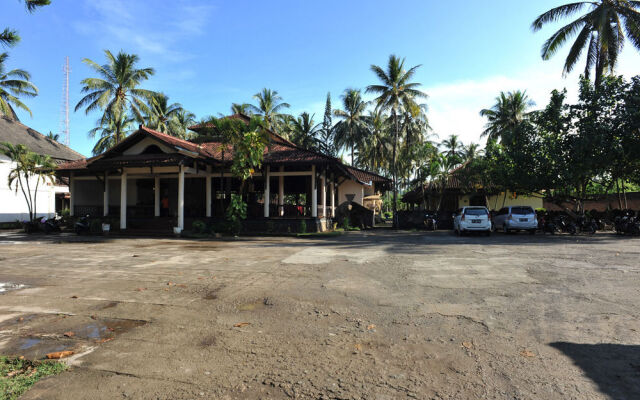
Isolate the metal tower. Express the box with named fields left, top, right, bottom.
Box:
left=60, top=56, right=71, bottom=146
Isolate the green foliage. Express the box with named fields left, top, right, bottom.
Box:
left=299, top=219, right=307, bottom=234
left=342, top=216, right=351, bottom=230
left=0, top=52, right=38, bottom=118
left=89, top=218, right=102, bottom=234
left=192, top=220, right=206, bottom=234
left=1, top=1, right=50, bottom=48
left=0, top=356, right=66, bottom=400
left=226, top=194, right=247, bottom=235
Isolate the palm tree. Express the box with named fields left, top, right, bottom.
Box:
left=462, top=143, right=483, bottom=162
left=480, top=90, right=534, bottom=143
left=367, top=55, right=426, bottom=227
left=75, top=50, right=156, bottom=146
left=231, top=103, right=254, bottom=116
left=532, top=1, right=640, bottom=86
left=290, top=112, right=321, bottom=150
left=358, top=109, right=391, bottom=172
left=248, top=88, right=290, bottom=132
left=1, top=0, right=50, bottom=47
left=174, top=109, right=197, bottom=138
left=145, top=93, right=184, bottom=137
left=46, top=132, right=60, bottom=142
left=441, top=134, right=464, bottom=159
left=88, top=111, right=136, bottom=155
left=333, top=88, right=368, bottom=165
left=0, top=52, right=37, bottom=118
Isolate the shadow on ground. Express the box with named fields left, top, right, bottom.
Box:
left=550, top=342, right=640, bottom=400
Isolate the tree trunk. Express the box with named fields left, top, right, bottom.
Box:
left=616, top=179, right=623, bottom=209
left=392, top=110, right=399, bottom=229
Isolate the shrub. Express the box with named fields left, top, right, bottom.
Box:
left=89, top=219, right=102, bottom=234
left=192, top=220, right=206, bottom=234
left=299, top=219, right=307, bottom=234
left=266, top=220, right=275, bottom=233
left=342, top=216, right=351, bottom=230
left=226, top=194, right=247, bottom=236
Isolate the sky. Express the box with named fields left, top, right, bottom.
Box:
left=3, top=0, right=640, bottom=157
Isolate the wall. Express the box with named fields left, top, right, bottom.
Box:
left=337, top=180, right=366, bottom=205
left=0, top=155, right=60, bottom=222
left=457, top=191, right=544, bottom=211
left=123, top=137, right=173, bottom=155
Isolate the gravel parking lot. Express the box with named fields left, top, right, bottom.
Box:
left=0, top=230, right=639, bottom=399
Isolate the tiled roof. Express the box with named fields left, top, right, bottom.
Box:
left=88, top=153, right=188, bottom=169
left=343, top=166, right=390, bottom=185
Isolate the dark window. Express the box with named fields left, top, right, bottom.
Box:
left=464, top=208, right=488, bottom=216
left=141, top=145, right=164, bottom=154
left=511, top=207, right=534, bottom=215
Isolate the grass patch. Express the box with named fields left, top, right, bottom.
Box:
left=0, top=356, right=67, bottom=400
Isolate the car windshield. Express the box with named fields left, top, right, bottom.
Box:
left=464, top=208, right=487, bottom=216
left=511, top=207, right=534, bottom=215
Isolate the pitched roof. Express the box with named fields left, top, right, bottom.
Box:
left=0, top=116, right=83, bottom=161
left=342, top=165, right=389, bottom=185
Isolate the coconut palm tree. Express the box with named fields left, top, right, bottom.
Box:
left=0, top=52, right=37, bottom=118
left=174, top=109, right=197, bottom=138
left=367, top=55, right=426, bottom=227
left=248, top=88, right=290, bottom=132
left=75, top=50, right=156, bottom=146
left=231, top=103, right=254, bottom=116
left=145, top=93, right=184, bottom=137
left=88, top=111, right=136, bottom=155
left=532, top=1, right=640, bottom=86
left=441, top=134, right=465, bottom=161
left=358, top=109, right=391, bottom=172
left=290, top=112, right=321, bottom=150
left=333, top=88, right=368, bottom=165
left=1, top=0, right=50, bottom=47
left=46, top=132, right=60, bottom=142
left=480, top=90, right=534, bottom=143
left=462, top=143, right=483, bottom=162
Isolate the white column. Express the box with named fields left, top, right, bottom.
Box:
left=330, top=175, right=335, bottom=218
left=103, top=172, right=109, bottom=216
left=69, top=172, right=75, bottom=216
left=264, top=165, right=270, bottom=218
left=205, top=166, right=212, bottom=217
left=311, top=165, right=317, bottom=217
left=321, top=170, right=326, bottom=218
left=120, top=171, right=127, bottom=229
left=154, top=176, right=160, bottom=217
left=278, top=166, right=284, bottom=217
left=178, top=165, right=185, bottom=229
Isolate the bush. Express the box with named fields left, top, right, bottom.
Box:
left=266, top=220, right=275, bottom=233
left=192, top=220, right=206, bottom=234
left=89, top=219, right=102, bottom=234
left=299, top=219, right=307, bottom=234
left=342, top=216, right=351, bottom=230
left=226, top=194, right=247, bottom=236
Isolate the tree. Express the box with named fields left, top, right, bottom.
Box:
left=290, top=112, right=321, bottom=150
left=46, top=131, right=60, bottom=142
left=248, top=88, right=290, bottom=132
left=358, top=109, right=391, bottom=172
left=76, top=50, right=156, bottom=146
left=333, top=88, right=368, bottom=165
left=145, top=93, right=185, bottom=137
left=532, top=1, right=640, bottom=86
left=0, top=52, right=38, bottom=118
left=440, top=134, right=465, bottom=163
left=317, top=92, right=337, bottom=156
left=231, top=103, right=254, bottom=116
left=1, top=0, right=50, bottom=47
left=174, top=109, right=197, bottom=138
left=462, top=143, right=483, bottom=162
left=480, top=90, right=534, bottom=143
left=367, top=55, right=426, bottom=228
left=88, top=110, right=136, bottom=155
left=1, top=142, right=55, bottom=222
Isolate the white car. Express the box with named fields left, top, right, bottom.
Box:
left=493, top=206, right=538, bottom=234
left=453, top=206, right=491, bottom=236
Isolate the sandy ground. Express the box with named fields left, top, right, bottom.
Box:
left=0, top=230, right=639, bottom=400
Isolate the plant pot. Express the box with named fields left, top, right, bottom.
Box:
left=102, top=223, right=110, bottom=234
left=173, top=227, right=183, bottom=236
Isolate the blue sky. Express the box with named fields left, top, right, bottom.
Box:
left=4, top=0, right=640, bottom=157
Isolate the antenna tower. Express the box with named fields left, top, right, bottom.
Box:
left=59, top=56, right=71, bottom=146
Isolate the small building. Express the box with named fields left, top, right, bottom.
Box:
left=56, top=115, right=389, bottom=233
left=0, top=116, right=83, bottom=222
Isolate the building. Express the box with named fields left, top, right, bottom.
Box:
left=0, top=116, right=83, bottom=222
left=56, top=115, right=389, bottom=233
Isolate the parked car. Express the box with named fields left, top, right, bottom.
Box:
left=493, top=206, right=537, bottom=234
left=453, top=206, right=491, bottom=236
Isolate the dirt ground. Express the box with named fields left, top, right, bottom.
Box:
left=0, top=230, right=639, bottom=400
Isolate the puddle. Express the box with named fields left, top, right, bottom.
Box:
left=11, top=337, right=74, bottom=360
left=0, top=282, right=26, bottom=293
left=19, top=337, right=42, bottom=350
left=75, top=318, right=146, bottom=340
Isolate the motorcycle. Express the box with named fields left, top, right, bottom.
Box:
left=424, top=212, right=438, bottom=231
left=39, top=216, right=61, bottom=234
left=539, top=215, right=557, bottom=234
left=615, top=212, right=640, bottom=235
left=554, top=215, right=577, bottom=235
left=74, top=215, right=91, bottom=235
left=576, top=214, right=598, bottom=235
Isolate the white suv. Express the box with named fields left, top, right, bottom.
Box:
left=493, top=206, right=538, bottom=234
left=453, top=206, right=491, bottom=236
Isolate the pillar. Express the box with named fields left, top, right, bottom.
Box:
left=311, top=165, right=317, bottom=217
left=330, top=175, right=335, bottom=217
left=321, top=170, right=326, bottom=218
left=154, top=175, right=160, bottom=217
left=178, top=165, right=185, bottom=229
left=264, top=165, right=270, bottom=218
left=103, top=172, right=109, bottom=216
left=206, top=166, right=212, bottom=217
left=69, top=172, right=75, bottom=216
left=120, top=171, right=127, bottom=229
left=278, top=166, right=284, bottom=216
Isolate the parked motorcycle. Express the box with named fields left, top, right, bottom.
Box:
left=39, top=216, right=61, bottom=234
left=424, top=212, right=438, bottom=231
left=576, top=214, right=598, bottom=235
left=539, top=215, right=558, bottom=234
left=74, top=215, right=90, bottom=235
left=615, top=212, right=640, bottom=235
left=554, top=215, right=577, bottom=235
